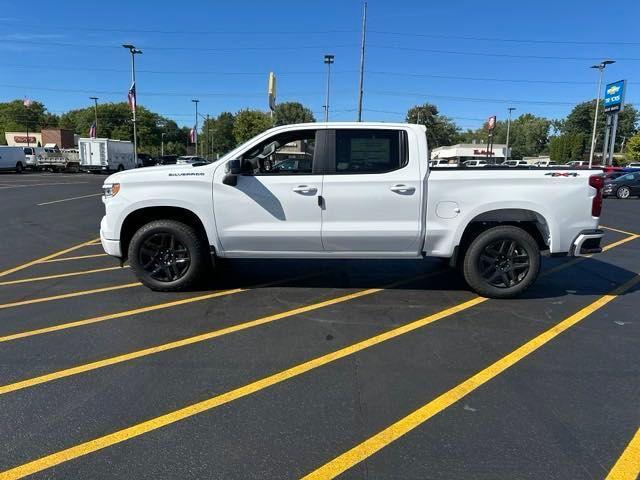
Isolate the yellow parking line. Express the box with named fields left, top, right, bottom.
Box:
left=601, top=225, right=639, bottom=237
left=0, top=271, right=323, bottom=344
left=606, top=427, right=640, bottom=480
left=40, top=253, right=109, bottom=263
left=0, top=271, right=444, bottom=395
left=0, top=283, right=141, bottom=310
left=0, top=266, right=129, bottom=287
left=301, top=274, right=640, bottom=480
left=0, top=296, right=484, bottom=480
left=0, top=237, right=100, bottom=278
left=603, top=234, right=640, bottom=252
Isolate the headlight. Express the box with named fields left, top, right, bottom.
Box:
left=102, top=183, right=120, bottom=198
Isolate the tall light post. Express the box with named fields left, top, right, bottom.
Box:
left=588, top=60, right=615, bottom=168
left=356, top=1, right=367, bottom=122
left=123, top=44, right=142, bottom=167
left=192, top=99, right=199, bottom=156
left=323, top=54, right=334, bottom=122
left=89, top=96, right=99, bottom=137
left=161, top=132, right=166, bottom=157
left=505, top=107, right=516, bottom=162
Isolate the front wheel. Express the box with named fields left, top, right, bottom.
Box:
left=616, top=186, right=631, bottom=199
left=15, top=162, right=23, bottom=174
left=462, top=226, right=541, bottom=299
left=128, top=220, right=212, bottom=291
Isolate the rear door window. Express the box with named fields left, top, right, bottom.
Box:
left=332, top=129, right=406, bottom=174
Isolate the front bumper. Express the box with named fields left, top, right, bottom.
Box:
left=100, top=216, right=121, bottom=257
left=570, top=229, right=604, bottom=257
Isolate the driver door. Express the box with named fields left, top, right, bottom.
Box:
left=212, top=128, right=325, bottom=254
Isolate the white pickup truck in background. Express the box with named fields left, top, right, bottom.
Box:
left=100, top=122, right=605, bottom=298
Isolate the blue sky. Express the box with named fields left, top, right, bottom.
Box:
left=1, top=0, right=639, bottom=130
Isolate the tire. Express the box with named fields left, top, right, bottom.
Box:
left=462, top=226, right=541, bottom=299
left=15, top=162, right=23, bottom=174
left=117, top=164, right=125, bottom=172
left=616, top=186, right=631, bottom=199
left=128, top=219, right=212, bottom=292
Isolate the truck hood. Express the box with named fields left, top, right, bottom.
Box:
left=103, top=164, right=211, bottom=185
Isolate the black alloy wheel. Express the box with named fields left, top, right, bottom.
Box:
left=478, top=239, right=530, bottom=288
left=139, top=232, right=191, bottom=282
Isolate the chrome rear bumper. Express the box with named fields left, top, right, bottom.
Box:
left=570, top=229, right=604, bottom=257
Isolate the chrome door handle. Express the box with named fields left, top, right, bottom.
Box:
left=390, top=184, right=415, bottom=194
left=292, top=185, right=318, bottom=194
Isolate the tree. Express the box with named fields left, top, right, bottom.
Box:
left=563, top=100, right=638, bottom=152
left=406, top=103, right=459, bottom=149
left=0, top=100, right=59, bottom=143
left=549, top=133, right=587, bottom=162
left=625, top=133, right=640, bottom=162
left=273, top=102, right=315, bottom=126
left=233, top=109, right=272, bottom=144
left=203, top=112, right=236, bottom=158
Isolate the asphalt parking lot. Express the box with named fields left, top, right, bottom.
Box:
left=0, top=171, right=638, bottom=480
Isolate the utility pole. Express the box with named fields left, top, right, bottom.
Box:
left=505, top=107, right=515, bottom=161
left=356, top=1, right=368, bottom=122
left=123, top=44, right=142, bottom=167
left=192, top=99, right=199, bottom=156
left=161, top=132, right=166, bottom=157
left=89, top=97, right=99, bottom=137
left=323, top=54, right=334, bottom=122
left=588, top=60, right=615, bottom=168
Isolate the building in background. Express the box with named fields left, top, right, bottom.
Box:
left=5, top=132, right=43, bottom=147
left=4, top=128, right=76, bottom=149
left=430, top=143, right=509, bottom=164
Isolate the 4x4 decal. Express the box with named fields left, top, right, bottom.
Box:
left=545, top=172, right=579, bottom=177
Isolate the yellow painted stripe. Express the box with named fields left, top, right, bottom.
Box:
left=603, top=234, right=640, bottom=252
left=301, top=274, right=640, bottom=480
left=0, top=237, right=100, bottom=278
left=0, top=283, right=141, bottom=310
left=0, top=296, right=484, bottom=480
left=0, top=271, right=441, bottom=394
left=0, top=271, right=322, bottom=343
left=0, top=287, right=245, bottom=343
left=40, top=253, right=109, bottom=263
left=0, top=266, right=129, bottom=287
left=606, top=427, right=640, bottom=480
left=601, top=225, right=639, bottom=237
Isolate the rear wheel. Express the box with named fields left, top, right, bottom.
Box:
left=616, top=186, right=631, bottom=199
left=15, top=162, right=23, bottom=174
left=117, top=164, right=125, bottom=172
left=128, top=220, right=212, bottom=291
left=462, top=226, right=540, bottom=299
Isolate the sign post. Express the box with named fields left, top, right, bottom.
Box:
left=486, top=115, right=496, bottom=162
left=603, top=79, right=626, bottom=166
left=268, top=72, right=277, bottom=121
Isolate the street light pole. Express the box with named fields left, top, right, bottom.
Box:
left=161, top=133, right=166, bottom=157
left=123, top=44, right=142, bottom=167
left=505, top=107, right=515, bottom=162
left=89, top=96, right=99, bottom=137
left=356, top=1, right=367, bottom=122
left=323, top=54, right=334, bottom=122
left=192, top=99, right=199, bottom=156
left=588, top=60, right=615, bottom=168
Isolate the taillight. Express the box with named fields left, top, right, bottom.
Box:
left=589, top=174, right=604, bottom=217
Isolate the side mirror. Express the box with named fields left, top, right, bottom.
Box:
left=223, top=159, right=241, bottom=186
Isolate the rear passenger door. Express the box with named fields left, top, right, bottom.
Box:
left=320, top=128, right=423, bottom=253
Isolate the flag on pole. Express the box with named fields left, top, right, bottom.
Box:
left=127, top=82, right=136, bottom=113
left=189, top=127, right=197, bottom=144
left=89, top=122, right=97, bottom=138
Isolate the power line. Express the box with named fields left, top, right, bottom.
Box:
left=367, top=30, right=640, bottom=46
left=370, top=45, right=640, bottom=62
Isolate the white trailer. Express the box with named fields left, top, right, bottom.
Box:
left=79, top=138, right=135, bottom=172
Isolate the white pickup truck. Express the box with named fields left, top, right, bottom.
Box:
left=100, top=122, right=605, bottom=298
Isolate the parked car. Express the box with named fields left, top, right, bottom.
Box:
left=505, top=160, right=528, bottom=167
left=22, top=146, right=43, bottom=170
left=100, top=122, right=605, bottom=299
left=603, top=172, right=640, bottom=199
left=137, top=153, right=157, bottom=168
left=462, top=159, right=488, bottom=167
left=533, top=160, right=558, bottom=167
left=627, top=162, right=640, bottom=169
left=565, top=161, right=588, bottom=167
left=271, top=157, right=312, bottom=173
left=0, top=146, right=27, bottom=172
left=176, top=156, right=208, bottom=165
left=159, top=155, right=178, bottom=165
left=428, top=159, right=458, bottom=168
left=605, top=171, right=626, bottom=181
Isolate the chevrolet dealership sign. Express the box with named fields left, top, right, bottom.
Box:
left=604, top=79, right=626, bottom=114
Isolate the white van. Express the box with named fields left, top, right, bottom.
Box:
left=463, top=159, right=488, bottom=167
left=0, top=146, right=27, bottom=173
left=79, top=138, right=136, bottom=172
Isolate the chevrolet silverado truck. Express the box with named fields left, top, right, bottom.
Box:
left=100, top=122, right=605, bottom=298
